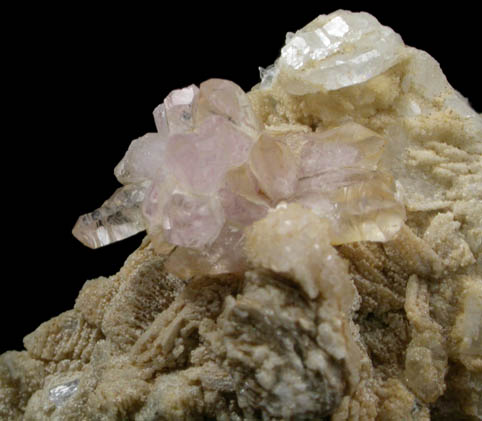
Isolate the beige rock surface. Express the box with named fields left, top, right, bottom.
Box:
left=2, top=11, right=481, bottom=421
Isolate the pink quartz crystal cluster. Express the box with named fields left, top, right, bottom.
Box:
left=73, top=78, right=405, bottom=275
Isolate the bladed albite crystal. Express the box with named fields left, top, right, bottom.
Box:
left=271, top=10, right=404, bottom=94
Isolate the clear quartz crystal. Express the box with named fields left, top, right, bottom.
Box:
left=259, top=64, right=279, bottom=89
left=48, top=379, right=79, bottom=407
left=72, top=183, right=147, bottom=248
left=152, top=103, right=168, bottom=137
left=249, top=134, right=298, bottom=203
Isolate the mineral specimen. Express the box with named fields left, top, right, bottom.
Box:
left=2, top=9, right=482, bottom=421
left=72, top=65, right=406, bottom=274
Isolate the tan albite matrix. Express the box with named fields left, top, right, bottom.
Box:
left=2, top=10, right=481, bottom=421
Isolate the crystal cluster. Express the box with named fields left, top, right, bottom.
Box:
left=73, top=11, right=406, bottom=276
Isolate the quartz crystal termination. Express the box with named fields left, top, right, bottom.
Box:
left=73, top=74, right=405, bottom=273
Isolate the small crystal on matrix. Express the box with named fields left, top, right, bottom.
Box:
left=48, top=379, right=79, bottom=408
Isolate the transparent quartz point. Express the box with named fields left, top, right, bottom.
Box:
left=259, top=64, right=279, bottom=89
left=72, top=183, right=147, bottom=248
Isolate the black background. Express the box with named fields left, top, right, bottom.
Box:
left=3, top=5, right=481, bottom=354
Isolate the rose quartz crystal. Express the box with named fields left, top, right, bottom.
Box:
left=73, top=78, right=405, bottom=276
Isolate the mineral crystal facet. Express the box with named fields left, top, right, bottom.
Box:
left=159, top=84, right=199, bottom=135
left=113, top=132, right=167, bottom=185
left=273, top=10, right=404, bottom=94
left=48, top=379, right=79, bottom=408
left=72, top=183, right=147, bottom=248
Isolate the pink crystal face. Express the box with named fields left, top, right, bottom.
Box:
left=164, top=224, right=247, bottom=279
left=154, top=84, right=199, bottom=135
left=219, top=187, right=268, bottom=227
left=161, top=191, right=225, bottom=248
left=142, top=80, right=263, bottom=255
left=195, top=79, right=262, bottom=137
left=300, top=139, right=360, bottom=177
left=165, top=115, right=254, bottom=194
left=299, top=122, right=385, bottom=178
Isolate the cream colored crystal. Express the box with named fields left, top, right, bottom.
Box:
left=271, top=10, right=404, bottom=94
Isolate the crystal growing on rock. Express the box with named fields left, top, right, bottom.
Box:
left=5, top=9, right=481, bottom=421
left=48, top=379, right=79, bottom=408
left=73, top=12, right=406, bottom=273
